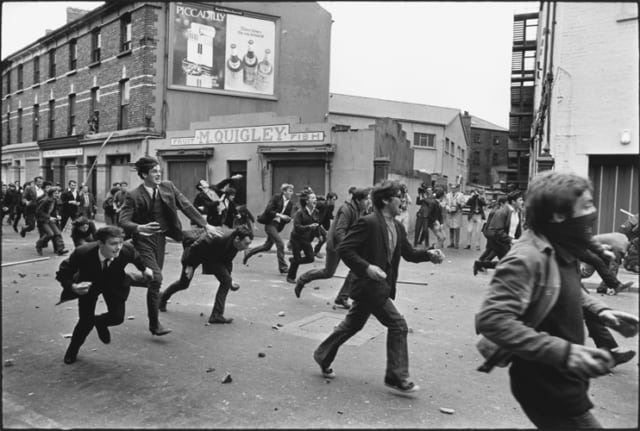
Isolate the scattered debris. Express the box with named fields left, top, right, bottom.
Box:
left=18, top=273, right=26, bottom=278
left=313, top=286, right=320, bottom=290
left=258, top=352, right=266, bottom=358
left=11, top=280, right=17, bottom=284
left=271, top=325, right=279, bottom=330
left=92, top=349, right=97, bottom=352
left=35, top=306, right=39, bottom=309
left=276, top=323, right=283, bottom=327
left=4, top=359, right=14, bottom=367
left=450, top=295, right=454, bottom=299
left=267, top=345, right=272, bottom=348
left=62, top=333, right=73, bottom=338
left=440, top=407, right=455, bottom=415
left=277, top=311, right=285, bottom=317
left=126, top=316, right=135, bottom=320
left=408, top=328, right=413, bottom=333
left=221, top=373, right=232, bottom=383
left=414, top=307, right=418, bottom=310
left=200, top=313, right=204, bottom=317
left=337, top=411, right=343, bottom=415
left=206, top=367, right=216, bottom=373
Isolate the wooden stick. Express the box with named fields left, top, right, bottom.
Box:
left=83, top=132, right=114, bottom=185
left=2, top=257, right=51, bottom=267
left=332, top=274, right=427, bottom=286
left=620, top=208, right=635, bottom=217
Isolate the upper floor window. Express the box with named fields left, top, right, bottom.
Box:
left=492, top=135, right=501, bottom=145
left=413, top=132, right=435, bottom=148
left=472, top=151, right=480, bottom=165
left=92, top=29, right=102, bottom=62
left=48, top=99, right=55, bottom=138
left=33, top=56, right=40, bottom=83
left=473, top=133, right=480, bottom=143
left=121, top=13, right=132, bottom=52
left=461, top=148, right=465, bottom=162
left=68, top=94, right=76, bottom=135
left=5, top=112, right=11, bottom=145
left=450, top=142, right=455, bottom=157
left=69, top=39, right=77, bottom=70
left=88, top=87, right=100, bottom=133
left=445, top=138, right=450, bottom=154
left=17, top=64, right=23, bottom=90
left=48, top=49, right=56, bottom=78
left=33, top=104, right=39, bottom=140
left=17, top=108, right=23, bottom=143
left=5, top=69, right=10, bottom=93
left=493, top=152, right=499, bottom=165
left=118, top=79, right=130, bottom=130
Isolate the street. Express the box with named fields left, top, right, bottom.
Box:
left=2, top=222, right=638, bottom=428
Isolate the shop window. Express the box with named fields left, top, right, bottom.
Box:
left=17, top=108, right=23, bottom=143
left=68, top=94, right=76, bottom=135
left=48, top=49, right=56, bottom=78
left=92, top=28, right=101, bottom=63
left=120, top=13, right=132, bottom=52
left=492, top=152, right=499, bottom=165
left=33, top=104, right=39, bottom=140
left=473, top=133, right=480, bottom=143
left=48, top=99, right=55, bottom=138
left=69, top=39, right=77, bottom=71
left=445, top=138, right=450, bottom=154
left=33, top=56, right=40, bottom=84
left=413, top=132, right=435, bottom=148
left=118, top=79, right=129, bottom=130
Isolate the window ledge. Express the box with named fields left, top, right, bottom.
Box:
left=117, top=49, right=132, bottom=58
left=412, top=146, right=436, bottom=150
left=88, top=61, right=101, bottom=69
left=16, top=89, right=24, bottom=94
left=66, top=70, right=77, bottom=77
left=31, top=83, right=40, bottom=89
left=46, top=77, right=56, bottom=83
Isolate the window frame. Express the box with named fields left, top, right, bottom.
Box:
left=33, top=56, right=40, bottom=84
left=120, top=13, right=132, bottom=52
left=92, top=28, right=102, bottom=63
left=6, top=112, right=11, bottom=145
left=32, top=103, right=39, bottom=140
left=48, top=49, right=56, bottom=78
left=69, top=39, right=78, bottom=71
left=118, top=79, right=130, bottom=130
left=413, top=132, right=436, bottom=149
left=17, top=64, right=23, bottom=90
left=68, top=94, right=76, bottom=135
left=48, top=99, right=55, bottom=138
left=17, top=108, right=23, bottom=143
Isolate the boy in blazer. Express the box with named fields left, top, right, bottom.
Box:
left=160, top=226, right=254, bottom=323
left=56, top=226, right=152, bottom=364
left=243, top=183, right=295, bottom=274
left=313, top=180, right=444, bottom=394
left=119, top=156, right=222, bottom=336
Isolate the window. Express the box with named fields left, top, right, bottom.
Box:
left=6, top=69, right=10, bottom=93
left=92, top=29, right=102, bottom=62
left=68, top=94, right=76, bottom=135
left=445, top=138, right=450, bottom=154
left=492, top=135, right=501, bottom=145
left=89, top=87, right=99, bottom=133
left=450, top=142, right=455, bottom=157
left=5, top=112, right=10, bottom=145
left=121, top=13, right=132, bottom=52
left=33, top=56, right=40, bottom=83
left=69, top=39, right=77, bottom=70
left=473, top=133, right=480, bottom=143
left=32, top=104, right=39, bottom=140
left=508, top=151, right=519, bottom=169
left=461, top=148, right=465, bottom=162
left=413, top=132, right=435, bottom=148
left=48, top=99, right=55, bottom=138
left=48, top=49, right=56, bottom=78
left=472, top=151, right=480, bottom=165
left=118, top=79, right=130, bottom=130
left=492, top=152, right=499, bottom=165
left=17, top=108, right=23, bottom=143
left=17, top=64, right=23, bottom=90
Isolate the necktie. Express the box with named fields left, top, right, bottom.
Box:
left=102, top=258, right=110, bottom=272
left=152, top=188, right=158, bottom=203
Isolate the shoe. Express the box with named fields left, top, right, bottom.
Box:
left=447, top=244, right=455, bottom=248
left=279, top=267, right=289, bottom=274
left=242, top=250, right=249, bottom=265
left=616, top=281, right=634, bottom=293
left=476, top=246, right=481, bottom=251
left=95, top=322, right=111, bottom=344
left=230, top=282, right=240, bottom=292
left=384, top=378, right=420, bottom=393
left=149, top=325, right=172, bottom=336
left=63, top=346, right=78, bottom=364
left=36, top=245, right=43, bottom=256
left=606, top=287, right=617, bottom=296
left=294, top=280, right=305, bottom=298
left=158, top=291, right=168, bottom=312
left=473, top=261, right=480, bottom=276
left=611, top=348, right=636, bottom=366
left=315, top=251, right=325, bottom=259
left=596, top=286, right=607, bottom=294
left=286, top=277, right=296, bottom=284
left=56, top=249, right=69, bottom=256
left=313, top=351, right=335, bottom=379
left=20, top=228, right=26, bottom=238
left=208, top=315, right=233, bottom=324
left=464, top=245, right=471, bottom=249
left=334, top=298, right=351, bottom=309
left=13, top=225, right=18, bottom=233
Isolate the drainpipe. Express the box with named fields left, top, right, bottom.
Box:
left=544, top=2, right=557, bottom=155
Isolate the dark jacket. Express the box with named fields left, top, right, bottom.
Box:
left=487, top=204, right=521, bottom=244
left=291, top=206, right=320, bottom=242
left=466, top=194, right=487, bottom=220
left=338, top=209, right=433, bottom=306
left=119, top=181, right=207, bottom=242
left=257, top=193, right=294, bottom=232
left=78, top=191, right=97, bottom=218
left=55, top=241, right=146, bottom=303
left=315, top=199, right=335, bottom=230
left=60, top=189, right=80, bottom=218
left=35, top=196, right=59, bottom=223
left=328, top=200, right=361, bottom=249
left=182, top=231, right=239, bottom=275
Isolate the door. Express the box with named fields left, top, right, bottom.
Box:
left=589, top=155, right=639, bottom=234
left=228, top=160, right=247, bottom=205
left=167, top=160, right=207, bottom=203
left=271, top=161, right=325, bottom=197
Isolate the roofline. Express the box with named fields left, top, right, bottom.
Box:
left=330, top=92, right=461, bottom=114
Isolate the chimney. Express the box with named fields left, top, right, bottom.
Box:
left=67, top=7, right=90, bottom=24
left=45, top=29, right=54, bottom=35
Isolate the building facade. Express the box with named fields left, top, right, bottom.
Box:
left=465, top=114, right=509, bottom=189
left=531, top=2, right=639, bottom=233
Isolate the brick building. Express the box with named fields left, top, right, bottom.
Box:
left=531, top=2, right=639, bottom=233
left=465, top=115, right=509, bottom=188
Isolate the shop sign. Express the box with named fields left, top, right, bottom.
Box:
left=9, top=151, right=40, bottom=159
left=43, top=148, right=83, bottom=158
left=185, top=124, right=324, bottom=146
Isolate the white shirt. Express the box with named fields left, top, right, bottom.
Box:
left=98, top=250, right=112, bottom=269
left=507, top=203, right=520, bottom=239
left=282, top=198, right=290, bottom=214
left=143, top=185, right=158, bottom=199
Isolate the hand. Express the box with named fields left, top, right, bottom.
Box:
left=50, top=217, right=57, bottom=222
left=365, top=265, right=387, bottom=281
left=142, top=267, right=154, bottom=281
left=184, top=266, right=194, bottom=279
left=599, top=310, right=639, bottom=337
left=280, top=215, right=291, bottom=222
left=309, top=223, right=319, bottom=229
left=205, top=224, right=224, bottom=237
left=601, top=248, right=615, bottom=262
left=566, top=344, right=613, bottom=379
left=138, top=221, right=162, bottom=235
left=427, top=249, right=444, bottom=264
left=71, top=281, right=92, bottom=296
left=231, top=174, right=243, bottom=180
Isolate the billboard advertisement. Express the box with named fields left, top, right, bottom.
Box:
left=170, top=3, right=277, bottom=96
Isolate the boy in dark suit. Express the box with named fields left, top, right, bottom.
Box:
left=313, top=180, right=444, bottom=394
left=119, top=156, right=221, bottom=336
left=60, top=180, right=80, bottom=229
left=160, top=226, right=254, bottom=323
left=56, top=226, right=152, bottom=364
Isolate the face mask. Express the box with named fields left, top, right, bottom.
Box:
left=542, top=211, right=598, bottom=254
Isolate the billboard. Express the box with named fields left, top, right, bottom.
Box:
left=170, top=3, right=277, bottom=97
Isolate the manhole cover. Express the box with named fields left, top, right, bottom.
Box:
left=278, top=312, right=385, bottom=346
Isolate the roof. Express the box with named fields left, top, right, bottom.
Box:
left=470, top=116, right=507, bottom=132
left=329, top=93, right=461, bottom=126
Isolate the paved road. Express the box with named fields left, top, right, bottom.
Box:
left=2, top=223, right=638, bottom=428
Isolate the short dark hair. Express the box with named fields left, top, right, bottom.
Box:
left=134, top=156, right=159, bottom=179
left=68, top=180, right=76, bottom=186
left=43, top=181, right=53, bottom=189
left=113, top=182, right=121, bottom=187
left=525, top=171, right=592, bottom=232
left=326, top=192, right=338, bottom=200
left=95, top=226, right=125, bottom=242
left=351, top=187, right=369, bottom=202
left=506, top=191, right=522, bottom=204
left=225, top=187, right=236, bottom=196
left=371, top=180, right=401, bottom=209
left=232, top=225, right=254, bottom=241
left=120, top=181, right=128, bottom=186
left=34, top=176, right=44, bottom=181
